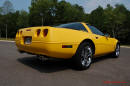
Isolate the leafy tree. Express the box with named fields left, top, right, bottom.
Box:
left=29, top=0, right=86, bottom=26
left=113, top=4, right=126, bottom=38
left=103, top=4, right=126, bottom=38
left=29, top=0, right=55, bottom=26
left=0, top=0, right=130, bottom=44
left=103, top=4, right=116, bottom=36
left=17, top=10, right=29, bottom=28
left=0, top=7, right=2, bottom=14
left=55, top=1, right=85, bottom=24
left=88, top=6, right=105, bottom=31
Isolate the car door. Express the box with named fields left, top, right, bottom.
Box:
left=86, top=25, right=111, bottom=55
left=93, top=34, right=111, bottom=55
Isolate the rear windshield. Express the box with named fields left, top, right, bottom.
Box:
left=55, top=22, right=87, bottom=32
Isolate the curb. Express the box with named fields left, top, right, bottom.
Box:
left=0, top=40, right=15, bottom=43
left=121, top=46, right=130, bottom=48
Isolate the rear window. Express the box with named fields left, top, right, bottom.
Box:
left=55, top=23, right=87, bottom=32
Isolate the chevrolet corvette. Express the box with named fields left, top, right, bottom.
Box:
left=15, top=22, right=120, bottom=70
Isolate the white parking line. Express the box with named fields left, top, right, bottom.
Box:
left=0, top=40, right=15, bottom=43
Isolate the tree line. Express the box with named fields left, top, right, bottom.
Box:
left=0, top=0, right=130, bottom=44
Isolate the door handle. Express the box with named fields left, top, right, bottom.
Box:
left=95, top=37, right=98, bottom=39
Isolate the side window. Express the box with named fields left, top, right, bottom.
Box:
left=56, top=23, right=88, bottom=32
left=73, top=23, right=87, bottom=32
left=87, top=25, right=104, bottom=36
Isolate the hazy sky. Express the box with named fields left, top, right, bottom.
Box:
left=0, top=0, right=130, bottom=13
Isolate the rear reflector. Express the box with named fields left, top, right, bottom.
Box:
left=62, top=45, right=72, bottom=48
left=43, top=29, right=48, bottom=37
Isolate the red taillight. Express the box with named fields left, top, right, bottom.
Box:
left=43, top=29, right=48, bottom=37
left=37, top=29, right=41, bottom=36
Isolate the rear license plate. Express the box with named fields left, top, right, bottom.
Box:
left=24, top=37, right=32, bottom=44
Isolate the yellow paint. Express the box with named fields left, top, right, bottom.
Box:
left=15, top=22, right=118, bottom=59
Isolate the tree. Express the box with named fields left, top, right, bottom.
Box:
left=0, top=0, right=130, bottom=44
left=29, top=0, right=55, bottom=26
left=55, top=1, right=85, bottom=24
left=29, top=0, right=86, bottom=26
left=17, top=10, right=29, bottom=28
left=103, top=4, right=115, bottom=36
left=2, top=0, right=14, bottom=15
left=113, top=4, right=126, bottom=38
left=88, top=6, right=105, bottom=31
left=0, top=7, right=2, bottom=14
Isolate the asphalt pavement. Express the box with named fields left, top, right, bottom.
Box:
left=0, top=41, right=130, bottom=86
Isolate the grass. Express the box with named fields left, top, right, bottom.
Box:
left=0, top=38, right=14, bottom=41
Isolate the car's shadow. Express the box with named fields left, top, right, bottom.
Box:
left=17, top=56, right=72, bottom=73
left=17, top=55, right=114, bottom=73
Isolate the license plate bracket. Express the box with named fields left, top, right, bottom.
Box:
left=24, top=37, right=32, bottom=44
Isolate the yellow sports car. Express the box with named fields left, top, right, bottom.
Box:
left=15, top=22, right=120, bottom=70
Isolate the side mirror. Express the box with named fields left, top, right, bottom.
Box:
left=104, top=33, right=110, bottom=38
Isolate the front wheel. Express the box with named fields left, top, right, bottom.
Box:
left=112, top=43, right=120, bottom=58
left=73, top=42, right=93, bottom=70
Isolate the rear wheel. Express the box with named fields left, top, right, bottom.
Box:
left=73, top=42, right=93, bottom=70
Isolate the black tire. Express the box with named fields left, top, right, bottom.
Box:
left=112, top=43, right=120, bottom=58
left=73, top=42, right=93, bottom=70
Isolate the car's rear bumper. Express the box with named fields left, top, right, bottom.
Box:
left=16, top=41, right=78, bottom=59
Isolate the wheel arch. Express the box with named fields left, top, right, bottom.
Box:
left=114, top=40, right=120, bottom=49
left=77, top=39, right=96, bottom=55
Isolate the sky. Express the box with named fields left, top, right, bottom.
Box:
left=0, top=0, right=31, bottom=12
left=0, top=0, right=130, bottom=13
left=66, top=0, right=130, bottom=13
